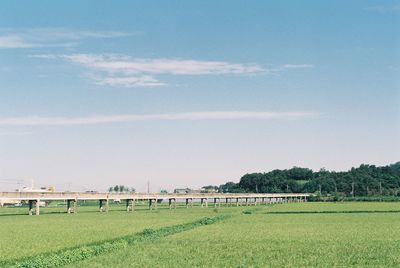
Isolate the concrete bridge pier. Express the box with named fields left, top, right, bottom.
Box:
left=149, top=199, right=157, bottom=210
left=67, top=199, right=77, bottom=214
left=200, top=198, right=208, bottom=208
left=254, top=197, right=258, bottom=206
left=185, top=198, right=193, bottom=208
left=245, top=198, right=249, bottom=206
left=126, top=199, right=135, bottom=212
left=28, top=200, right=40, bottom=215
left=213, top=198, right=221, bottom=208
left=99, top=199, right=109, bottom=213
left=167, top=198, right=176, bottom=209
left=29, top=200, right=33, bottom=215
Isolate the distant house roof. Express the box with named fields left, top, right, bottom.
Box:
left=174, top=188, right=191, bottom=193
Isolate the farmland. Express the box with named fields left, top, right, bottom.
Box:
left=2, top=202, right=400, bottom=267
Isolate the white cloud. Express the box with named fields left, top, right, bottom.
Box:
left=280, top=64, right=314, bottom=69
left=35, top=53, right=272, bottom=87
left=32, top=53, right=313, bottom=87
left=0, top=28, right=134, bottom=49
left=62, top=54, right=265, bottom=75
left=0, top=111, right=320, bottom=126
left=0, top=35, right=36, bottom=49
left=365, top=5, right=400, bottom=14
left=267, top=64, right=314, bottom=75
left=91, top=75, right=166, bottom=87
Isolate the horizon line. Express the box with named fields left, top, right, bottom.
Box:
left=0, top=111, right=321, bottom=126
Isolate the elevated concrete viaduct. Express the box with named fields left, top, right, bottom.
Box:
left=0, top=192, right=310, bottom=215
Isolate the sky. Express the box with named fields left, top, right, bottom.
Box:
left=0, top=1, right=399, bottom=192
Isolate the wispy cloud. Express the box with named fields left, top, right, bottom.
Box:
left=34, top=53, right=312, bottom=87
left=365, top=5, right=400, bottom=14
left=61, top=54, right=265, bottom=75
left=0, top=111, right=320, bottom=126
left=0, top=28, right=134, bottom=49
left=0, top=35, right=36, bottom=49
left=90, top=75, right=166, bottom=87
left=267, top=64, right=314, bottom=75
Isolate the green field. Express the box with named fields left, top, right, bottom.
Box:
left=2, top=202, right=400, bottom=267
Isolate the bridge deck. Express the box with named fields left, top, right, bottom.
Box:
left=0, top=192, right=310, bottom=201
left=0, top=192, right=311, bottom=215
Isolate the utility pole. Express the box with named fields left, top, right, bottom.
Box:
left=147, top=181, right=150, bottom=194
left=351, top=182, right=355, bottom=197
left=319, top=184, right=322, bottom=194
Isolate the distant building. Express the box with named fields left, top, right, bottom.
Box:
left=174, top=188, right=191, bottom=194
left=174, top=188, right=207, bottom=194
left=190, top=189, right=202, bottom=194
left=201, top=185, right=219, bottom=193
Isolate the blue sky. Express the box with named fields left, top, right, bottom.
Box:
left=0, top=1, right=399, bottom=192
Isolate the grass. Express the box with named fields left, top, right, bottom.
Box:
left=11, top=215, right=231, bottom=268
left=3, top=202, right=400, bottom=267
left=0, top=204, right=227, bottom=263
left=69, top=203, right=400, bottom=267
left=265, top=201, right=400, bottom=213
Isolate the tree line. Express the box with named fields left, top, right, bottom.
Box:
left=217, top=162, right=400, bottom=197
left=108, top=185, right=135, bottom=193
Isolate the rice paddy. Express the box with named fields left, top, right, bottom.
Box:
left=2, top=202, right=400, bottom=267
